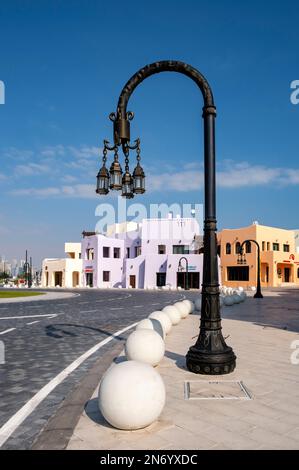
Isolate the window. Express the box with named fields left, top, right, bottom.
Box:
left=267, top=242, right=270, bottom=251
left=273, top=243, right=279, bottom=251
left=126, top=247, right=130, bottom=258
left=135, top=246, right=141, bottom=257
left=227, top=266, right=249, bottom=281
left=158, top=244, right=166, bottom=254
left=173, top=245, right=189, bottom=255
left=283, top=244, right=290, bottom=252
left=297, top=268, right=299, bottom=278
left=79, top=253, right=81, bottom=259
left=114, top=247, right=120, bottom=258
left=245, top=241, right=251, bottom=253
left=226, top=243, right=231, bottom=255
left=103, top=246, right=110, bottom=258
left=262, top=241, right=265, bottom=251
left=86, top=248, right=94, bottom=260
left=235, top=242, right=241, bottom=255
left=156, top=272, right=166, bottom=287
left=103, top=271, right=110, bottom=282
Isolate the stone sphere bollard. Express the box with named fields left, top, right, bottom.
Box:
left=194, top=297, right=202, bottom=311
left=182, top=299, right=195, bottom=314
left=98, top=360, right=166, bottom=430
left=173, top=301, right=189, bottom=318
left=136, top=318, right=165, bottom=339
left=162, top=305, right=181, bottom=325
left=148, top=311, right=172, bottom=335
left=125, top=329, right=165, bottom=366
left=224, top=295, right=234, bottom=306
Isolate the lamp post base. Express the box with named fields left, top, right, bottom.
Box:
left=254, top=292, right=263, bottom=298
left=186, top=345, right=236, bottom=375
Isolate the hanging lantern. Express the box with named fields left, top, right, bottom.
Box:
left=96, top=147, right=109, bottom=195
left=133, top=140, right=145, bottom=194
left=121, top=170, right=134, bottom=199
left=109, top=149, right=123, bottom=190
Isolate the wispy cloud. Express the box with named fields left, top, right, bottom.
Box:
left=10, top=184, right=96, bottom=199
left=14, top=163, right=52, bottom=176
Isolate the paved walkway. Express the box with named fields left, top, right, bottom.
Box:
left=67, top=291, right=299, bottom=450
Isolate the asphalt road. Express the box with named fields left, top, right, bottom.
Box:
left=0, top=288, right=190, bottom=449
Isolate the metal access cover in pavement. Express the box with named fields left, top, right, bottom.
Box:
left=184, top=380, right=252, bottom=400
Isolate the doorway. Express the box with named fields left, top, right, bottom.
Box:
left=177, top=272, right=200, bottom=289
left=72, top=271, right=79, bottom=287
left=284, top=267, right=290, bottom=283
left=129, top=275, right=136, bottom=288
left=156, top=272, right=166, bottom=287
left=86, top=272, right=93, bottom=287
left=54, top=271, right=63, bottom=287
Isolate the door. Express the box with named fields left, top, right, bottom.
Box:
left=86, top=272, right=93, bottom=287
left=54, top=271, right=62, bottom=287
left=177, top=272, right=200, bottom=289
left=129, top=275, right=136, bottom=288
left=284, top=268, right=290, bottom=283
left=156, top=272, right=166, bottom=287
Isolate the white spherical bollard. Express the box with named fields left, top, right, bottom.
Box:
left=194, top=297, right=202, bottom=311
left=224, top=295, right=234, bottom=306
left=98, top=360, right=166, bottom=430
left=148, top=311, right=172, bottom=335
left=162, top=305, right=181, bottom=325
left=232, top=294, right=242, bottom=304
left=240, top=291, right=247, bottom=301
left=136, top=318, right=165, bottom=339
left=219, top=295, right=225, bottom=307
left=174, top=301, right=189, bottom=318
left=182, top=299, right=195, bottom=314
left=125, top=329, right=165, bottom=366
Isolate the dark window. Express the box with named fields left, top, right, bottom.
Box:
left=126, top=247, right=130, bottom=258
left=297, top=268, right=299, bottom=278
left=245, top=241, right=251, bottom=253
left=103, top=246, right=110, bottom=258
left=267, top=242, right=270, bottom=251
left=273, top=243, right=279, bottom=251
left=173, top=245, right=189, bottom=254
left=114, top=247, right=120, bottom=258
left=227, top=266, right=249, bottom=281
left=103, top=271, right=110, bottom=282
left=158, top=244, right=166, bottom=254
left=156, top=272, right=166, bottom=287
left=226, top=243, right=231, bottom=255
left=134, top=246, right=141, bottom=257
left=86, top=248, right=94, bottom=260
left=283, top=244, right=290, bottom=252
left=235, top=242, right=241, bottom=255
left=262, top=241, right=265, bottom=251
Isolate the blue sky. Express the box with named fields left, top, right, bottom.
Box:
left=0, top=0, right=298, bottom=264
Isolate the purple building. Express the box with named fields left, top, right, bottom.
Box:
left=81, top=216, right=204, bottom=290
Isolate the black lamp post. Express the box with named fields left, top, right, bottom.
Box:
left=237, top=240, right=263, bottom=299
left=96, top=60, right=236, bottom=375
left=178, top=256, right=189, bottom=290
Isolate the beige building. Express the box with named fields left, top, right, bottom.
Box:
left=42, top=243, right=82, bottom=288
left=218, top=223, right=299, bottom=288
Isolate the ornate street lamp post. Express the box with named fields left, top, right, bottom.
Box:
left=237, top=240, right=263, bottom=299
left=97, top=60, right=236, bottom=375
left=178, top=256, right=189, bottom=290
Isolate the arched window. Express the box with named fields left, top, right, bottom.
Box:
left=226, top=243, right=231, bottom=255
left=235, top=242, right=241, bottom=255
left=245, top=241, right=251, bottom=254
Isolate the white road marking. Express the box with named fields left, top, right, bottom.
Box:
left=0, top=314, right=58, bottom=320
left=0, top=328, right=16, bottom=335
left=133, top=305, right=143, bottom=308
left=0, top=321, right=137, bottom=448
left=110, top=307, right=124, bottom=310
left=25, top=305, right=42, bottom=309
left=26, top=321, right=40, bottom=325
left=151, top=303, right=160, bottom=306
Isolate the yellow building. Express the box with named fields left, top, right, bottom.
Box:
left=218, top=223, right=299, bottom=288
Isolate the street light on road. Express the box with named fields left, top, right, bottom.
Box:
left=237, top=240, right=263, bottom=299
left=178, top=256, right=189, bottom=290
left=96, top=60, right=236, bottom=375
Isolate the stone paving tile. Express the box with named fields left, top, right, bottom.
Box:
left=67, top=289, right=299, bottom=450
